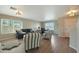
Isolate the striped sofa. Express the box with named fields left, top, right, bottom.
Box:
left=23, top=32, right=41, bottom=51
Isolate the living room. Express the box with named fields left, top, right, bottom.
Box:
left=0, top=5, right=79, bottom=53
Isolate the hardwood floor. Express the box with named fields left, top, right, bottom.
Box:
left=27, top=35, right=76, bottom=53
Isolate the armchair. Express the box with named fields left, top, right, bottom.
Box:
left=23, top=32, right=41, bottom=51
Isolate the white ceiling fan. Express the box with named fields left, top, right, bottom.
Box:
left=10, top=6, right=23, bottom=16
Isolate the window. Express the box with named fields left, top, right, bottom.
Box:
left=45, top=22, right=55, bottom=30
left=32, top=22, right=40, bottom=31
left=0, top=19, right=23, bottom=34
left=13, top=20, right=23, bottom=32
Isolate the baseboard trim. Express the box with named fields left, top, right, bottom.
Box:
left=60, top=37, right=70, bottom=39
left=69, top=45, right=77, bottom=53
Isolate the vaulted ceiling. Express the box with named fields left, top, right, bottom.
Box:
left=0, top=5, right=79, bottom=21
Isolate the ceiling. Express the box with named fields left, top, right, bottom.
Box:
left=0, top=5, right=79, bottom=21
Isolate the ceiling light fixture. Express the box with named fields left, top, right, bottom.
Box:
left=66, top=9, right=78, bottom=16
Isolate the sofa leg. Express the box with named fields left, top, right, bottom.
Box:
left=37, top=47, right=39, bottom=49
left=25, top=50, right=28, bottom=52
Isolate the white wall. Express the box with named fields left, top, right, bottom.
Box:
left=76, top=16, right=79, bottom=52
left=69, top=24, right=77, bottom=51
left=69, top=16, right=79, bottom=52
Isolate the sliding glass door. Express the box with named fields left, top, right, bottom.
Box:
left=45, top=22, right=55, bottom=30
